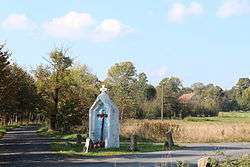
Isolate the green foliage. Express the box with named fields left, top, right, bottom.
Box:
left=219, top=155, right=250, bottom=167
left=35, top=48, right=98, bottom=131
left=0, top=43, right=40, bottom=125
left=176, top=161, right=189, bottom=167
left=106, top=61, right=155, bottom=120
left=232, top=78, right=250, bottom=111
left=35, top=48, right=73, bottom=130
left=106, top=61, right=138, bottom=119
left=189, top=84, right=224, bottom=117
left=155, top=77, right=183, bottom=119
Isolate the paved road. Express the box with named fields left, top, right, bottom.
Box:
left=1, top=126, right=250, bottom=167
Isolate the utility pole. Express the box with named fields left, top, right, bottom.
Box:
left=161, top=84, right=164, bottom=121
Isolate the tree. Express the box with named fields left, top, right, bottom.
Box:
left=233, top=78, right=250, bottom=110
left=145, top=84, right=157, bottom=101
left=9, top=64, right=40, bottom=124
left=235, top=78, right=250, bottom=91
left=241, top=87, right=250, bottom=110
left=58, top=65, right=98, bottom=131
left=159, top=77, right=183, bottom=95
left=106, top=61, right=138, bottom=120
left=35, top=48, right=73, bottom=130
left=0, top=43, right=41, bottom=125
left=137, top=73, right=148, bottom=102
left=190, top=84, right=223, bottom=116
left=0, top=43, right=13, bottom=124
left=157, top=77, right=183, bottom=119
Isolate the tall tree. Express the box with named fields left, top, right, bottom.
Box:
left=58, top=65, right=98, bottom=131
left=10, top=64, right=39, bottom=123
left=106, top=61, right=138, bottom=120
left=0, top=43, right=13, bottom=124
left=158, top=77, right=183, bottom=118
left=241, top=87, right=250, bottom=110
left=35, top=48, right=73, bottom=130
left=233, top=78, right=250, bottom=110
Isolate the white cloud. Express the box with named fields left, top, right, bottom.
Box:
left=2, top=11, right=133, bottom=42
left=2, top=14, right=32, bottom=30
left=167, top=2, right=203, bottom=23
left=217, top=0, right=250, bottom=18
left=150, top=66, right=168, bottom=78
left=92, top=19, right=133, bottom=42
left=43, top=11, right=94, bottom=39
left=43, top=12, right=132, bottom=42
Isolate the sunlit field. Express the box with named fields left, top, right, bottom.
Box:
left=121, top=112, right=250, bottom=143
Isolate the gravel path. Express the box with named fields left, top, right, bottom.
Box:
left=1, top=125, right=250, bottom=167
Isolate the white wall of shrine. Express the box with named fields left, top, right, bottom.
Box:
left=89, top=87, right=120, bottom=148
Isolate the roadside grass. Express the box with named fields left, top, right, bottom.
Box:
left=37, top=125, right=181, bottom=156
left=51, top=141, right=180, bottom=156
left=37, top=126, right=87, bottom=140
left=0, top=124, right=20, bottom=139
left=0, top=126, right=6, bottom=138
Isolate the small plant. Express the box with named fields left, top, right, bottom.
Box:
left=176, top=160, right=189, bottom=167
left=208, top=157, right=219, bottom=167
left=213, top=150, right=225, bottom=156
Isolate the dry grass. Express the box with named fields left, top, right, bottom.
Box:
left=121, top=112, right=250, bottom=143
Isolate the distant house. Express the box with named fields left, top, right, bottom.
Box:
left=178, top=92, right=195, bottom=103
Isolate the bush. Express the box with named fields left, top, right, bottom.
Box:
left=219, top=155, right=250, bottom=167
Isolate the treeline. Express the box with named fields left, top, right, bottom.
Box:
left=0, top=44, right=41, bottom=125
left=1, top=43, right=250, bottom=131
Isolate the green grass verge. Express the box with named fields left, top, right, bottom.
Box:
left=0, top=127, right=6, bottom=138
left=51, top=141, right=181, bottom=156
left=0, top=124, right=20, bottom=139
left=37, top=126, right=179, bottom=156
left=37, top=126, right=87, bottom=140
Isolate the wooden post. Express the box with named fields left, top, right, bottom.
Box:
left=165, top=129, right=174, bottom=150
left=129, top=134, right=138, bottom=151
left=161, top=84, right=164, bottom=121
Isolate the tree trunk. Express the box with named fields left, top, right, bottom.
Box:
left=4, top=114, right=9, bottom=125
left=50, top=89, right=59, bottom=130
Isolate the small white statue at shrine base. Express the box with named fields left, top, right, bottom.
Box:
left=89, top=85, right=120, bottom=148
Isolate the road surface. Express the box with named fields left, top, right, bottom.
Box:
left=1, top=125, right=250, bottom=167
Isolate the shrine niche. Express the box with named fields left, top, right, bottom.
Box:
left=88, top=85, right=120, bottom=148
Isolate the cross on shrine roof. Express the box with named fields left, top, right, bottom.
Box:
left=100, top=85, right=107, bottom=93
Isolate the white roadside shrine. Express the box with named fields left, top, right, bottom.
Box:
left=88, top=85, right=120, bottom=148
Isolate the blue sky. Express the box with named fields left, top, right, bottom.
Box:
left=0, top=0, right=250, bottom=89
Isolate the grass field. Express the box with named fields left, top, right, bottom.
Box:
left=121, top=112, right=250, bottom=143
left=184, top=112, right=250, bottom=123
